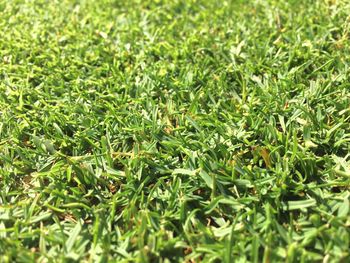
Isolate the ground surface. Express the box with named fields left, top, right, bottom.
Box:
left=0, top=0, right=349, bottom=262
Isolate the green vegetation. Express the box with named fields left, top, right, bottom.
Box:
left=0, top=0, right=349, bottom=262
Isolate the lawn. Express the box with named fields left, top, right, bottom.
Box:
left=0, top=0, right=349, bottom=262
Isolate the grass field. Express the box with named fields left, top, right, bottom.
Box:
left=0, top=0, right=350, bottom=262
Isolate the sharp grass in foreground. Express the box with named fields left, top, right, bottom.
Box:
left=0, top=0, right=350, bottom=262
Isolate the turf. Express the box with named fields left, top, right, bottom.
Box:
left=0, top=0, right=350, bottom=262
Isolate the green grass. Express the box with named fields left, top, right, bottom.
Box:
left=0, top=0, right=350, bottom=262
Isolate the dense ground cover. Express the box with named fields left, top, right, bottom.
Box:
left=0, top=0, right=349, bottom=262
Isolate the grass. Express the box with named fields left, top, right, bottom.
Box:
left=0, top=0, right=349, bottom=262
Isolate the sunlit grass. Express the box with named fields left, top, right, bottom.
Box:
left=0, top=0, right=349, bottom=262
